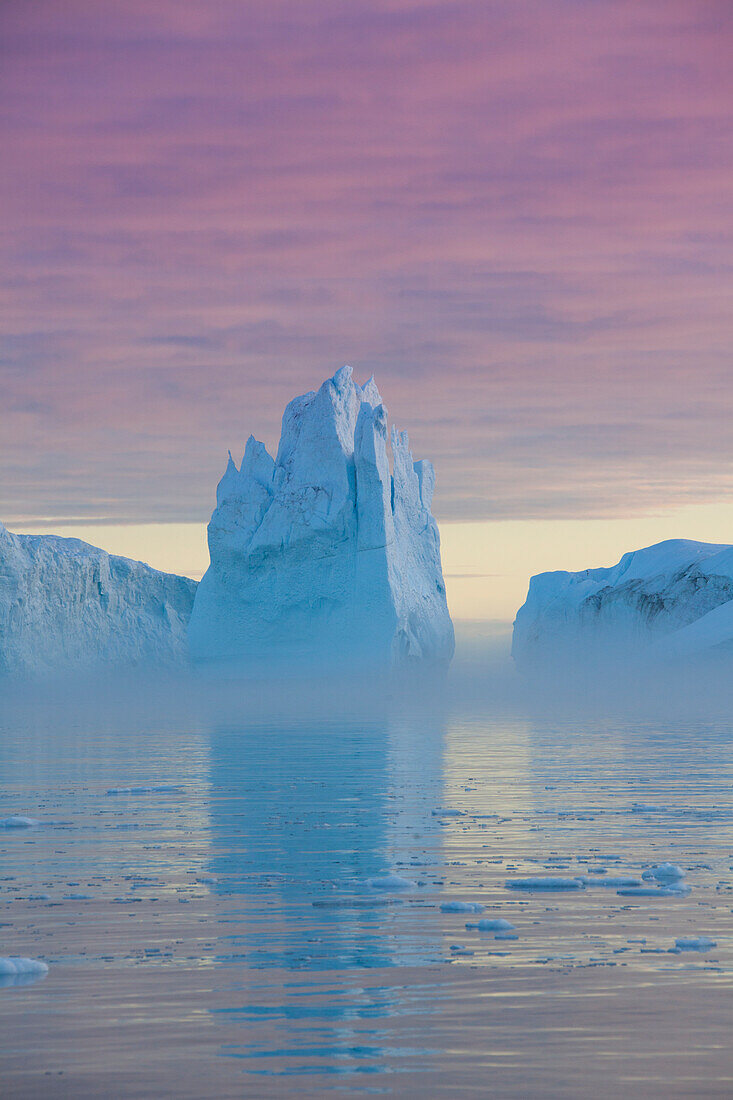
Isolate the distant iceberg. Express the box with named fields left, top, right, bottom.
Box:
left=188, top=366, right=454, bottom=670
left=512, top=539, right=733, bottom=670
left=0, top=522, right=196, bottom=677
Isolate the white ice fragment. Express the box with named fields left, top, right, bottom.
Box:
left=106, top=785, right=183, bottom=795
left=673, top=936, right=716, bottom=951
left=642, top=863, right=685, bottom=883
left=440, top=900, right=484, bottom=913
left=0, top=816, right=39, bottom=828
left=505, top=877, right=585, bottom=891
left=469, top=918, right=516, bottom=932
left=617, top=884, right=691, bottom=898
left=0, top=956, right=48, bottom=976
left=366, top=873, right=417, bottom=890
left=579, top=876, right=642, bottom=888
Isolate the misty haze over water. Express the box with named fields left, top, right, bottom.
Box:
left=2, top=624, right=732, bottom=1097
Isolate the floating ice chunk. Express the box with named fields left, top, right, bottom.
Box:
left=366, top=873, right=417, bottom=890
left=0, top=816, right=39, bottom=828
left=673, top=936, right=716, bottom=951
left=642, top=863, right=685, bottom=883
left=617, top=883, right=691, bottom=898
left=579, top=876, right=642, bottom=888
left=440, top=900, right=484, bottom=913
left=468, top=918, right=516, bottom=933
left=0, top=956, right=48, bottom=987
left=494, top=932, right=519, bottom=941
left=106, top=785, right=183, bottom=795
left=505, top=877, right=585, bottom=891
left=617, top=887, right=661, bottom=897
left=432, top=809, right=465, bottom=817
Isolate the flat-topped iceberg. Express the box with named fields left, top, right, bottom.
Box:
left=513, top=539, right=733, bottom=670
left=0, top=522, right=196, bottom=677
left=188, top=366, right=454, bottom=669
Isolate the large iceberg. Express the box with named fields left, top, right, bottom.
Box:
left=188, top=366, right=454, bottom=669
left=512, top=539, right=733, bottom=670
left=0, top=522, right=196, bottom=677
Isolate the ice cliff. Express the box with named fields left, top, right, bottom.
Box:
left=512, top=539, right=733, bottom=669
left=188, top=366, right=454, bottom=669
left=0, top=522, right=196, bottom=677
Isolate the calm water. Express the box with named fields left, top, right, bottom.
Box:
left=1, top=635, right=732, bottom=1097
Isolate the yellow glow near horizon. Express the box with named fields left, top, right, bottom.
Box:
left=14, top=501, right=733, bottom=623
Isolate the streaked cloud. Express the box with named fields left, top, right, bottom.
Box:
left=1, top=0, right=732, bottom=524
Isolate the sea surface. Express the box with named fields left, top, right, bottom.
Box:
left=1, top=626, right=732, bottom=1098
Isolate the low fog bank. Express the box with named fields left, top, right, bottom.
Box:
left=2, top=620, right=733, bottom=730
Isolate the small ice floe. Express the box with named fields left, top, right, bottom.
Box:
left=431, top=809, right=465, bottom=817
left=642, top=863, right=685, bottom=884
left=0, top=957, right=49, bottom=988
left=494, top=932, right=518, bottom=941
left=195, top=874, right=218, bottom=886
left=449, top=944, right=474, bottom=956
left=366, top=873, right=417, bottom=890
left=105, top=785, right=183, bottom=795
left=440, top=900, right=484, bottom=913
left=672, top=936, right=717, bottom=952
left=579, top=876, right=642, bottom=888
left=617, top=883, right=691, bottom=898
left=0, top=816, right=39, bottom=829
left=466, top=918, right=516, bottom=932
left=505, top=877, right=585, bottom=891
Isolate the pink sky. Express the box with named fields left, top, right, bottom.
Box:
left=2, top=0, right=732, bottom=525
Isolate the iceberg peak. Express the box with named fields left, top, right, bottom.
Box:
left=189, top=369, right=454, bottom=670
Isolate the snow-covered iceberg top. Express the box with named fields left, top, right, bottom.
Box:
left=0, top=522, right=196, bottom=677
left=188, top=366, right=454, bottom=670
left=512, top=538, right=733, bottom=670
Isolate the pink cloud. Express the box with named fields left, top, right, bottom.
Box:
left=1, top=0, right=732, bottom=523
